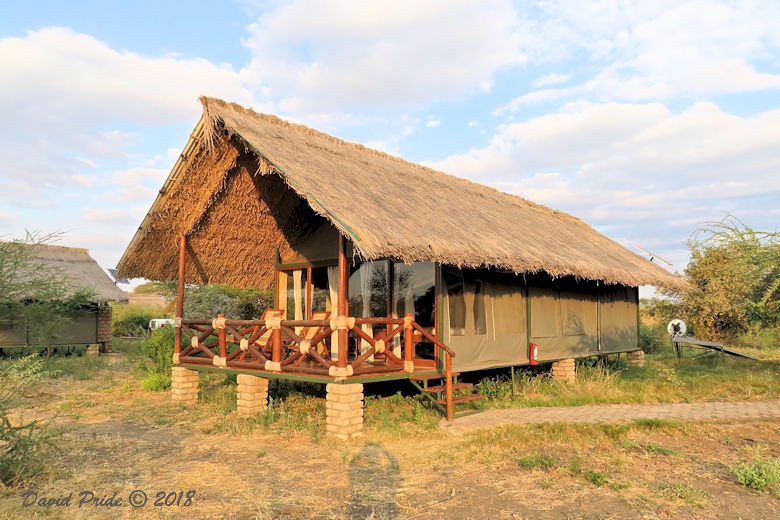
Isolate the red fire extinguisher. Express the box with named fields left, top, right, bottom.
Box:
left=529, top=343, right=539, bottom=365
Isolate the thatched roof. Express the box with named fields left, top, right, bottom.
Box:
left=14, top=244, right=128, bottom=303
left=117, top=97, right=684, bottom=290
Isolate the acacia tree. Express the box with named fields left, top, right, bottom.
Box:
left=667, top=215, right=780, bottom=341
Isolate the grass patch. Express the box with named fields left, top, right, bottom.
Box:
left=363, top=392, right=441, bottom=434
left=660, top=482, right=708, bottom=507
left=516, top=454, right=558, bottom=470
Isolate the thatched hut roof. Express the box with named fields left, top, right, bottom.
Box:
left=12, top=244, right=128, bottom=303
left=117, top=97, right=684, bottom=290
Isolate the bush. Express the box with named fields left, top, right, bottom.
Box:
left=113, top=303, right=163, bottom=337
left=141, top=372, right=172, bottom=392
left=184, top=284, right=273, bottom=320
left=0, top=355, right=58, bottom=485
left=639, top=322, right=672, bottom=354
left=731, top=456, right=780, bottom=491
left=138, top=327, right=175, bottom=391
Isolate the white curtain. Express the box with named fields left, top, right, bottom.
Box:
left=277, top=272, right=288, bottom=316
left=391, top=265, right=415, bottom=357
left=360, top=263, right=375, bottom=360
left=327, top=266, right=339, bottom=361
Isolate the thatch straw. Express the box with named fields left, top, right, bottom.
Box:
left=9, top=243, right=128, bottom=302
left=117, top=97, right=685, bottom=290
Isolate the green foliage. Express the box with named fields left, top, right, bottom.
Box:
left=112, top=302, right=168, bottom=337
left=138, top=327, right=175, bottom=390
left=731, top=456, right=780, bottom=491
left=667, top=215, right=780, bottom=341
left=182, top=284, right=274, bottom=320
left=363, top=392, right=440, bottom=432
left=133, top=281, right=176, bottom=295
left=516, top=454, right=558, bottom=470
left=0, top=355, right=59, bottom=485
left=141, top=372, right=172, bottom=392
left=639, top=321, right=673, bottom=354
left=477, top=375, right=514, bottom=401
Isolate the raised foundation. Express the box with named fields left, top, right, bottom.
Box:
left=86, top=344, right=100, bottom=356
left=550, top=358, right=576, bottom=384
left=171, top=366, right=199, bottom=404
left=326, top=383, right=364, bottom=439
left=626, top=350, right=645, bottom=367
left=236, top=374, right=269, bottom=416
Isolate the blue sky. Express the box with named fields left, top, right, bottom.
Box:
left=1, top=1, right=779, bottom=291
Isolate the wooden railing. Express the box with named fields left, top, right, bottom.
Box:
left=175, top=312, right=457, bottom=420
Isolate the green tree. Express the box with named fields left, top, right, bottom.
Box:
left=667, top=215, right=780, bottom=341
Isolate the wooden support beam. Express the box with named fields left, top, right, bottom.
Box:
left=445, top=352, right=454, bottom=422
left=174, top=235, right=186, bottom=355
left=217, top=313, right=227, bottom=358
left=337, top=233, right=349, bottom=368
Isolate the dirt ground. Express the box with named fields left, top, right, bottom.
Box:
left=1, top=363, right=779, bottom=519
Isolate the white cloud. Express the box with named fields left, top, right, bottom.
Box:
left=502, top=0, right=780, bottom=109
left=240, top=0, right=526, bottom=115
left=533, top=73, right=572, bottom=87
left=0, top=27, right=254, bottom=201
left=432, top=100, right=780, bottom=269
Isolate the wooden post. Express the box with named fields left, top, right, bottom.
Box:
left=337, top=234, right=349, bottom=368
left=174, top=235, right=186, bottom=355
left=445, top=352, right=453, bottom=422
left=272, top=325, right=282, bottom=363
left=217, top=313, right=227, bottom=358
left=404, top=313, right=414, bottom=365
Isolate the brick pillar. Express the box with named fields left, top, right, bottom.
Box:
left=326, top=383, right=364, bottom=439
left=236, top=374, right=269, bottom=416
left=96, top=303, right=113, bottom=351
left=626, top=350, right=645, bottom=367
left=551, top=358, right=576, bottom=383
left=85, top=344, right=100, bottom=356
left=171, top=367, right=199, bottom=404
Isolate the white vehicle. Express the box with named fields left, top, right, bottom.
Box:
left=149, top=318, right=175, bottom=331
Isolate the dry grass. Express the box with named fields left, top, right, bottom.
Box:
left=0, top=348, right=778, bottom=518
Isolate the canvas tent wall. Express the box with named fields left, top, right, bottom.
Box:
left=440, top=269, right=639, bottom=372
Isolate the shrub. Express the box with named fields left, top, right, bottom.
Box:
left=183, top=284, right=273, bottom=320
left=0, top=355, right=58, bottom=485
left=141, top=372, right=172, bottom=392
left=731, top=456, right=780, bottom=491
left=138, top=327, right=175, bottom=391
left=113, top=303, right=162, bottom=337
left=639, top=321, right=672, bottom=354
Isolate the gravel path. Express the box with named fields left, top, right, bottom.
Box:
left=442, top=400, right=780, bottom=434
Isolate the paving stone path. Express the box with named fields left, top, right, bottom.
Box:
left=442, top=400, right=780, bottom=434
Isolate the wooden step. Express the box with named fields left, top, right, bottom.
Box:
left=436, top=394, right=487, bottom=405
left=420, top=382, right=472, bottom=393
left=410, top=372, right=459, bottom=382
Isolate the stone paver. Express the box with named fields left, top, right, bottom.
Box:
left=442, top=400, right=780, bottom=434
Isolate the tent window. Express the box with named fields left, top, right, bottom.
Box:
left=445, top=269, right=487, bottom=337
left=393, top=261, right=435, bottom=327
left=562, top=292, right=587, bottom=336
left=490, top=283, right=524, bottom=334
left=279, top=269, right=307, bottom=321
left=311, top=266, right=331, bottom=313
left=445, top=272, right=466, bottom=336
left=348, top=261, right=388, bottom=318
